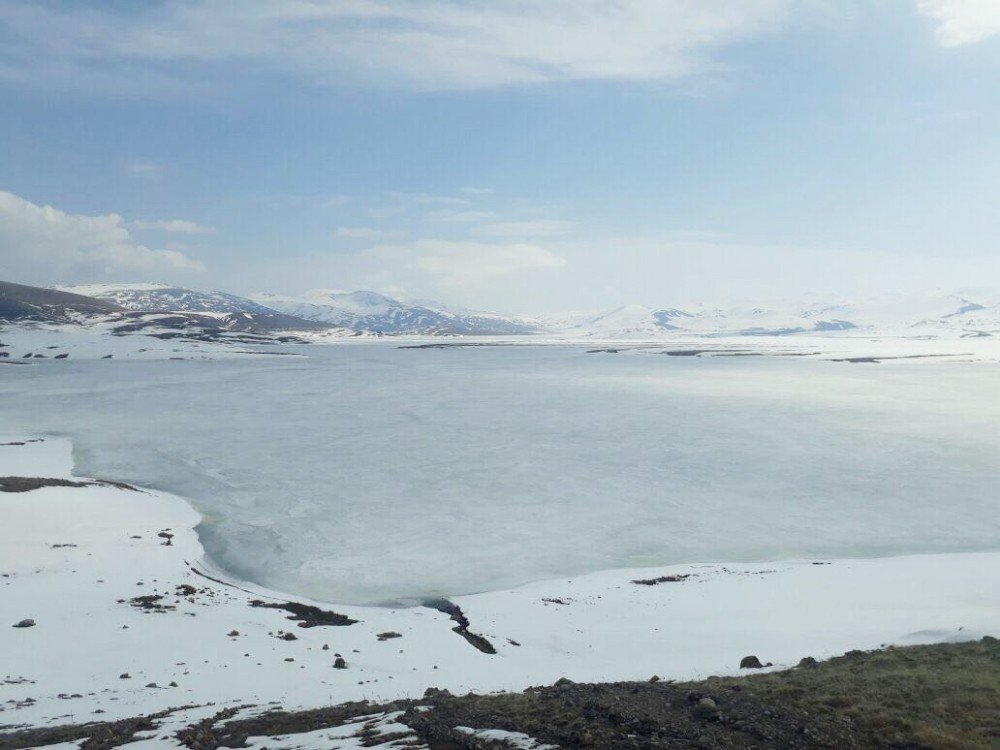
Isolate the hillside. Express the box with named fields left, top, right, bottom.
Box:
left=256, top=289, right=539, bottom=335
left=59, top=283, right=283, bottom=316
left=0, top=280, right=122, bottom=322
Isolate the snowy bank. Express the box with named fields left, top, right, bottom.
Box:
left=1, top=437, right=998, bottom=738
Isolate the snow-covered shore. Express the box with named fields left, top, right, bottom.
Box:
left=5, top=316, right=1000, bottom=363
left=1, top=437, right=998, bottom=740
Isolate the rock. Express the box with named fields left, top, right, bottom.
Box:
left=333, top=657, right=347, bottom=669
left=169, top=681, right=178, bottom=687
left=321, top=644, right=329, bottom=650
left=740, top=655, right=765, bottom=669
left=377, top=631, right=402, bottom=641
left=798, top=656, right=818, bottom=668
left=423, top=687, right=451, bottom=699
left=280, top=631, right=297, bottom=641
left=119, top=673, right=131, bottom=679
left=692, top=697, right=720, bottom=721
left=12, top=619, right=35, bottom=628
left=553, top=677, right=574, bottom=687
left=145, top=682, right=158, bottom=688
left=227, top=630, right=240, bottom=637
left=649, top=675, right=660, bottom=683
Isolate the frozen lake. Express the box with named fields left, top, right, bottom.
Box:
left=3, top=343, right=999, bottom=604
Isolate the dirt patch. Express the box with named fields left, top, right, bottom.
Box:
left=632, top=573, right=695, bottom=585
left=0, top=476, right=140, bottom=493
left=831, top=354, right=969, bottom=364
left=5, top=640, right=999, bottom=749
left=423, top=598, right=496, bottom=655
left=0, top=707, right=186, bottom=750
left=0, top=477, right=90, bottom=492
left=128, top=594, right=176, bottom=613
left=248, top=600, right=358, bottom=627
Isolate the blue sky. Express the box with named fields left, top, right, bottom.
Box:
left=1, top=0, right=998, bottom=313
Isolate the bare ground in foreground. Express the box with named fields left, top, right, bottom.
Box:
left=2, top=637, right=998, bottom=749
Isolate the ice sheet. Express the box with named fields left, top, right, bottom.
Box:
left=2, top=343, right=999, bottom=604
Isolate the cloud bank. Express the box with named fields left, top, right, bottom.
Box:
left=131, top=218, right=212, bottom=234
left=919, top=0, right=1000, bottom=46
left=0, top=190, right=205, bottom=285
left=0, top=0, right=793, bottom=91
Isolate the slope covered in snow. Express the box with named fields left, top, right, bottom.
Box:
left=255, top=289, right=539, bottom=335
left=0, top=281, right=333, bottom=342
left=59, top=282, right=287, bottom=316
left=5, top=279, right=998, bottom=340
left=0, top=280, right=122, bottom=323
left=1, top=436, right=997, bottom=741
left=544, top=291, right=1000, bottom=340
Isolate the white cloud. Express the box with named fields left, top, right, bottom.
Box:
left=0, top=190, right=205, bottom=284
left=132, top=218, right=212, bottom=234
left=362, top=240, right=566, bottom=287
left=232, top=237, right=567, bottom=311
left=480, top=220, right=577, bottom=237
left=384, top=191, right=472, bottom=207
left=225, top=227, right=1000, bottom=315
left=425, top=210, right=497, bottom=223
left=0, top=0, right=794, bottom=91
left=323, top=195, right=353, bottom=208
left=121, top=158, right=168, bottom=180
left=918, top=0, right=1000, bottom=45
left=334, top=226, right=400, bottom=240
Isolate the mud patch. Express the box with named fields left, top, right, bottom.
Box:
left=0, top=476, right=140, bottom=493
left=632, top=574, right=695, bottom=586
left=248, top=600, right=358, bottom=627
left=423, top=598, right=496, bottom=655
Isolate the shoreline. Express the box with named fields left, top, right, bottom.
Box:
left=2, top=436, right=999, bottom=742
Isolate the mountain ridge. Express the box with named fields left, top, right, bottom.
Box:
left=2, top=280, right=997, bottom=340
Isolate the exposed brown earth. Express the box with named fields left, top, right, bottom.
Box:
left=2, top=639, right=997, bottom=749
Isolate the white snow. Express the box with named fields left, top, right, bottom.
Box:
left=250, top=289, right=536, bottom=334
left=241, top=711, right=423, bottom=749
left=0, top=320, right=308, bottom=361
left=57, top=283, right=175, bottom=296
left=456, top=726, right=558, bottom=748
left=539, top=289, right=1000, bottom=340
left=1, top=436, right=998, bottom=741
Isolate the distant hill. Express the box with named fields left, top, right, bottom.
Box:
left=0, top=280, right=334, bottom=346
left=5, top=279, right=997, bottom=340
left=255, top=289, right=539, bottom=335
left=56, top=283, right=332, bottom=332
left=542, top=293, right=999, bottom=339
left=59, top=283, right=283, bottom=316
left=0, top=280, right=122, bottom=322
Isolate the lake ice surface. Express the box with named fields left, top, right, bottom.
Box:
left=2, top=343, right=999, bottom=604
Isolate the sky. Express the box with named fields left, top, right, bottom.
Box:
left=1, top=0, right=999, bottom=314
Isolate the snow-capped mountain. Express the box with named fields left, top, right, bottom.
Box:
left=1, top=280, right=122, bottom=323
left=6, top=279, right=997, bottom=342
left=54, top=283, right=334, bottom=334
left=254, top=289, right=538, bottom=336
left=59, top=283, right=280, bottom=316
left=543, top=304, right=693, bottom=339
left=543, top=292, right=1000, bottom=339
